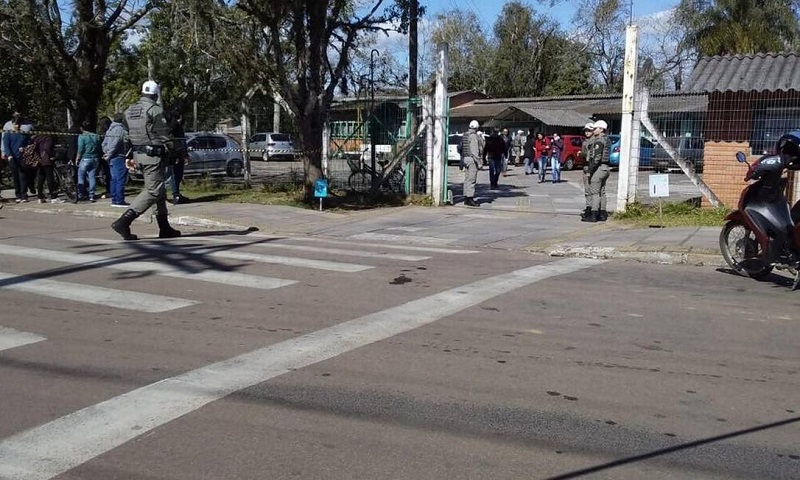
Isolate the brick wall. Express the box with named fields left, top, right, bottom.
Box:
left=702, top=141, right=750, bottom=208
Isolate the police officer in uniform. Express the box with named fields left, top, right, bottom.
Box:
left=460, top=120, right=482, bottom=206
left=583, top=119, right=611, bottom=222
left=579, top=122, right=595, bottom=219
left=111, top=80, right=181, bottom=240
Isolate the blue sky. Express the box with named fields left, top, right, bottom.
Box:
left=421, top=0, right=679, bottom=28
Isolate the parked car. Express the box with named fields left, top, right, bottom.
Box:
left=448, top=134, right=462, bottom=165
left=557, top=134, right=586, bottom=170
left=651, top=136, right=705, bottom=173
left=129, top=132, right=244, bottom=181
left=248, top=132, right=295, bottom=161
left=608, top=135, right=655, bottom=169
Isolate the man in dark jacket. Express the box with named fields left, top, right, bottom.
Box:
left=2, top=116, right=30, bottom=202
left=484, top=128, right=506, bottom=190
left=523, top=128, right=536, bottom=175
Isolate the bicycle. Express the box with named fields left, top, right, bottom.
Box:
left=347, top=157, right=405, bottom=195
left=53, top=157, right=78, bottom=203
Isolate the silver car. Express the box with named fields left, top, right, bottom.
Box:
left=128, top=132, right=244, bottom=181
left=248, top=132, right=295, bottom=161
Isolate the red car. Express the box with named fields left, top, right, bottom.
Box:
left=548, top=135, right=586, bottom=170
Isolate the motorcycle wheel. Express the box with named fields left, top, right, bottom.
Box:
left=719, top=220, right=773, bottom=279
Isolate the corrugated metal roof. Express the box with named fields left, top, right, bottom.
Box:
left=686, top=52, right=800, bottom=93
left=493, top=106, right=592, bottom=127
left=452, top=93, right=706, bottom=120
left=449, top=103, right=512, bottom=119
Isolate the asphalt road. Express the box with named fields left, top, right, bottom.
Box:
left=0, top=210, right=797, bottom=480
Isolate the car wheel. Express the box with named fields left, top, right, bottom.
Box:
left=563, top=156, right=575, bottom=171
left=226, top=160, right=244, bottom=177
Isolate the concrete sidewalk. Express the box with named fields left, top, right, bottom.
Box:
left=2, top=184, right=724, bottom=267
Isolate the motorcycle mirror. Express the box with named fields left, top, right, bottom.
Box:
left=735, top=151, right=747, bottom=163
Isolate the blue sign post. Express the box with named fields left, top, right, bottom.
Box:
left=314, top=178, right=328, bottom=211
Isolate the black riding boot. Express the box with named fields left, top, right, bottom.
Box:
left=464, top=197, right=479, bottom=207
left=598, top=210, right=608, bottom=221
left=111, top=209, right=139, bottom=240
left=156, top=214, right=181, bottom=238
left=581, top=210, right=598, bottom=223
left=580, top=206, right=591, bottom=219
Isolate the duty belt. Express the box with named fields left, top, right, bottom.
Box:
left=133, top=145, right=166, bottom=156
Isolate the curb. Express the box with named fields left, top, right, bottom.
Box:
left=533, top=244, right=725, bottom=267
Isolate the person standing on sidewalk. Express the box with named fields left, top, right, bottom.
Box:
left=31, top=128, right=62, bottom=203
left=583, top=120, right=611, bottom=222
left=500, top=128, right=512, bottom=176
left=112, top=80, right=181, bottom=240
left=579, top=122, right=595, bottom=219
left=550, top=132, right=564, bottom=183
left=484, top=128, right=506, bottom=190
left=534, top=132, right=551, bottom=183
left=523, top=128, right=536, bottom=175
left=512, top=130, right=524, bottom=166
left=102, top=112, right=129, bottom=207
left=460, top=120, right=482, bottom=207
left=2, top=115, right=30, bottom=203
left=75, top=121, right=102, bottom=202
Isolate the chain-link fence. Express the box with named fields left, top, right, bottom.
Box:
left=325, top=97, right=427, bottom=196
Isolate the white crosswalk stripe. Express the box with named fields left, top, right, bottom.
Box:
left=157, top=237, right=433, bottom=262
left=0, top=245, right=297, bottom=290
left=68, top=238, right=374, bottom=272
left=0, top=326, right=46, bottom=352
left=277, top=235, right=479, bottom=254
left=0, top=272, right=197, bottom=312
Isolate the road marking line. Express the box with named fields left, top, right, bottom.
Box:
left=348, top=232, right=456, bottom=246
left=68, top=238, right=372, bottom=273
left=172, top=238, right=431, bottom=262
left=282, top=236, right=479, bottom=254
left=0, top=245, right=297, bottom=291
left=0, top=327, right=46, bottom=352
left=0, top=258, right=604, bottom=480
left=0, top=273, right=196, bottom=313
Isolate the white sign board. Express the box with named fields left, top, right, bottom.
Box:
left=649, top=174, right=670, bottom=198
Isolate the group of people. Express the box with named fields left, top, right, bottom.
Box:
left=458, top=121, right=574, bottom=207
left=521, top=131, right=564, bottom=183
left=458, top=118, right=611, bottom=220
left=1, top=80, right=189, bottom=240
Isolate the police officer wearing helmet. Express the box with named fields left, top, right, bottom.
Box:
left=111, top=80, right=181, bottom=240
left=460, top=119, right=482, bottom=206
left=583, top=119, right=611, bottom=222
left=579, top=122, right=595, bottom=219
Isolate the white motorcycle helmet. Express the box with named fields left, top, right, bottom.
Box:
left=141, top=80, right=161, bottom=96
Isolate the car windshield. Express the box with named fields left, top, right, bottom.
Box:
left=449, top=136, right=461, bottom=145
left=270, top=134, right=291, bottom=142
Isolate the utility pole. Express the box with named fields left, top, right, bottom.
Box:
left=409, top=0, right=418, bottom=98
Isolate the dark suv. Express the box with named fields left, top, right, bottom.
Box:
left=652, top=136, right=705, bottom=173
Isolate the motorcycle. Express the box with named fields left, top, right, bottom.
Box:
left=719, top=131, right=800, bottom=289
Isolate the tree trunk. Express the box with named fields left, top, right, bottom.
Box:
left=297, top=103, right=324, bottom=203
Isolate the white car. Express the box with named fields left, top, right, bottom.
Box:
left=248, top=132, right=295, bottom=161
left=448, top=134, right=462, bottom=165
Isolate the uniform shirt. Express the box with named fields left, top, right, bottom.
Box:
left=589, top=134, right=611, bottom=166
left=462, top=128, right=482, bottom=160
left=125, top=96, right=170, bottom=147
left=580, top=135, right=595, bottom=168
